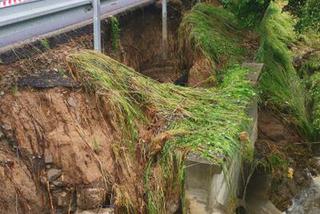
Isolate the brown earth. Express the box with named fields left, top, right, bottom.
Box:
left=255, top=108, right=318, bottom=211
left=0, top=88, right=116, bottom=213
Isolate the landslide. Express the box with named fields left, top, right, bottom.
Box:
left=0, top=1, right=260, bottom=213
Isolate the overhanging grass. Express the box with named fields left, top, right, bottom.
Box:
left=257, top=2, right=313, bottom=138
left=67, top=50, right=255, bottom=212
left=68, top=51, right=254, bottom=162
left=179, top=3, right=245, bottom=66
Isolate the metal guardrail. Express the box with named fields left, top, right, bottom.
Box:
left=0, top=0, right=155, bottom=53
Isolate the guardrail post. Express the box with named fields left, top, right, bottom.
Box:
left=162, top=0, right=167, bottom=59
left=93, top=0, right=101, bottom=52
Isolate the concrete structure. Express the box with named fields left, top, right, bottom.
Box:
left=185, top=63, right=263, bottom=214
left=0, top=0, right=155, bottom=53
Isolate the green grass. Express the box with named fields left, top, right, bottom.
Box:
left=310, top=72, right=320, bottom=139
left=179, top=3, right=245, bottom=67
left=68, top=51, right=255, bottom=162
left=257, top=2, right=313, bottom=138
left=67, top=50, right=256, bottom=212
left=110, top=16, right=120, bottom=51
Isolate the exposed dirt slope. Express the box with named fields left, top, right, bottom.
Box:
left=0, top=88, right=116, bottom=213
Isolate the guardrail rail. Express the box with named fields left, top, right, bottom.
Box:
left=0, top=0, right=155, bottom=52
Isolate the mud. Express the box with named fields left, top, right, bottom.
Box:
left=254, top=108, right=317, bottom=211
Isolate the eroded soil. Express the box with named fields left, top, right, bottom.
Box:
left=255, top=108, right=318, bottom=211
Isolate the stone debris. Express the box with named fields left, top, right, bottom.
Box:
left=77, top=188, right=106, bottom=210
left=67, top=97, right=77, bottom=107
left=47, top=168, right=62, bottom=182
left=76, top=208, right=114, bottom=214
left=45, top=154, right=53, bottom=164
left=52, top=190, right=71, bottom=208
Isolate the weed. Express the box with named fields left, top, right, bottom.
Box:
left=310, top=72, right=320, bottom=139
left=110, top=16, right=120, bottom=51
left=40, top=39, right=50, bottom=50
left=11, top=85, right=18, bottom=96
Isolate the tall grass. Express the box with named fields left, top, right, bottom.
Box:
left=257, top=2, right=313, bottom=138
left=310, top=72, right=320, bottom=139
left=179, top=3, right=244, bottom=66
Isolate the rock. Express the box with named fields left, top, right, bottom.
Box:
left=45, top=154, right=53, bottom=164
left=47, top=168, right=62, bottom=182
left=77, top=188, right=106, bottom=210
left=1, top=124, right=11, bottom=131
left=67, top=97, right=77, bottom=107
left=57, top=192, right=68, bottom=207
left=52, top=178, right=64, bottom=188
left=294, top=170, right=307, bottom=185
left=52, top=191, right=71, bottom=208
left=75, top=208, right=114, bottom=214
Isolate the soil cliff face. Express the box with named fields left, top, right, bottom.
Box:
left=0, top=88, right=116, bottom=213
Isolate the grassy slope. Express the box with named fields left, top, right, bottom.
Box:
left=257, top=2, right=313, bottom=138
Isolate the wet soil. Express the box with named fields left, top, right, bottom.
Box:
left=255, top=108, right=318, bottom=211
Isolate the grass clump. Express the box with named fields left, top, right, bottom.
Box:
left=110, top=16, right=120, bottom=51
left=68, top=51, right=255, bottom=162
left=222, top=0, right=271, bottom=27
left=67, top=50, right=256, bottom=212
left=310, top=73, right=320, bottom=139
left=257, top=2, right=313, bottom=138
left=179, top=3, right=244, bottom=66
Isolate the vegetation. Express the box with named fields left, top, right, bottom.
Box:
left=222, top=0, right=271, bottom=27
left=310, top=73, right=320, bottom=139
left=68, top=50, right=256, bottom=212
left=286, top=0, right=320, bottom=33
left=295, top=0, right=320, bottom=33
left=257, top=2, right=313, bottom=138
left=285, top=0, right=307, bottom=16
left=179, top=3, right=244, bottom=67
left=110, top=16, right=120, bottom=50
